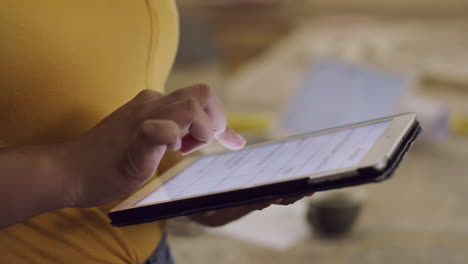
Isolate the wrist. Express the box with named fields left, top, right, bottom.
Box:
left=0, top=144, right=72, bottom=227
left=42, top=143, right=79, bottom=209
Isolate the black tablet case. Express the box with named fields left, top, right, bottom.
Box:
left=109, top=121, right=421, bottom=227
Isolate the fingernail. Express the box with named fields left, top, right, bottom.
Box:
left=233, top=132, right=246, bottom=146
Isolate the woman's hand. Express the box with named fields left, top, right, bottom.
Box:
left=190, top=193, right=314, bottom=227
left=57, top=84, right=246, bottom=208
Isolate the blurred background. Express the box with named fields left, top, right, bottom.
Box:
left=166, top=0, right=468, bottom=263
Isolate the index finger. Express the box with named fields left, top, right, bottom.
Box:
left=216, top=126, right=246, bottom=150
left=164, top=84, right=227, bottom=133
left=165, top=84, right=246, bottom=150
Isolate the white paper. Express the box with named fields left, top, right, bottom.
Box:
left=209, top=200, right=310, bottom=251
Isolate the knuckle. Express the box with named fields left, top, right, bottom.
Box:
left=196, top=83, right=213, bottom=100
left=136, top=103, right=154, bottom=119
left=185, top=97, right=200, bottom=113
left=166, top=120, right=180, bottom=130
left=139, top=120, right=156, bottom=135
left=164, top=120, right=181, bottom=134
left=136, top=89, right=162, bottom=100
left=171, top=88, right=186, bottom=100
left=159, top=122, right=179, bottom=143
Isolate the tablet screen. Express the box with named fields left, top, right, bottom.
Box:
left=136, top=121, right=390, bottom=206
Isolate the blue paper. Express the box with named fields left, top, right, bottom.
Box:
left=279, top=58, right=411, bottom=134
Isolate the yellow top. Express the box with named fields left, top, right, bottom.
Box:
left=0, top=0, right=179, bottom=263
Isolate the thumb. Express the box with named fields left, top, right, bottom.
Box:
left=126, top=120, right=181, bottom=180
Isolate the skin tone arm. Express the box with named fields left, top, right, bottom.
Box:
left=0, top=145, right=70, bottom=228
left=1, top=84, right=312, bottom=228
left=0, top=84, right=246, bottom=228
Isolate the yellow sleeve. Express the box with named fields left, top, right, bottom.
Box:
left=0, top=1, right=179, bottom=263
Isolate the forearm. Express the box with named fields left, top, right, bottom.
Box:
left=0, top=145, right=65, bottom=228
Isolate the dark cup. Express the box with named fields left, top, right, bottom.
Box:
left=306, top=193, right=362, bottom=237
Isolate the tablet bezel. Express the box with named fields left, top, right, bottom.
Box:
left=110, top=113, right=416, bottom=214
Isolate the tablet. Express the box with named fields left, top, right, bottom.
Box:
left=109, top=113, right=421, bottom=227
